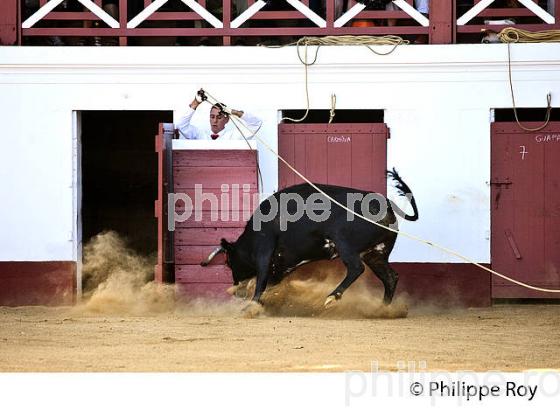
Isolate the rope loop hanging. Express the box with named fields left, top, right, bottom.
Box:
left=506, top=42, right=553, bottom=132
left=272, top=35, right=408, bottom=123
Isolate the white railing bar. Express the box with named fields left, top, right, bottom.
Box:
left=182, top=0, right=224, bottom=28
left=393, top=0, right=429, bottom=27
left=23, top=0, right=120, bottom=29
left=231, top=0, right=267, bottom=29
left=127, top=0, right=168, bottom=29
left=517, top=0, right=555, bottom=24
left=286, top=0, right=327, bottom=28
left=79, top=0, right=120, bottom=28
left=22, top=0, right=65, bottom=29
left=334, top=3, right=366, bottom=28
left=458, top=0, right=496, bottom=26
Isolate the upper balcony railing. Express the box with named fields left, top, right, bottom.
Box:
left=0, top=0, right=558, bottom=46
left=457, top=0, right=558, bottom=42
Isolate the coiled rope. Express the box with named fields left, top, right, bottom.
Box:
left=498, top=27, right=560, bottom=43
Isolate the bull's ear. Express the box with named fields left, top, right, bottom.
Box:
left=220, top=238, right=233, bottom=251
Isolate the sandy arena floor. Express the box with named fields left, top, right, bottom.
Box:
left=1, top=304, right=559, bottom=372
left=3, top=233, right=557, bottom=372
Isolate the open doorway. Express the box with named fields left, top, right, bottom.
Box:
left=494, top=108, right=560, bottom=122
left=79, top=111, right=173, bottom=280
left=279, top=109, right=384, bottom=124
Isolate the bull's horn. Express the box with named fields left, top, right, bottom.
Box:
left=200, top=246, right=224, bottom=266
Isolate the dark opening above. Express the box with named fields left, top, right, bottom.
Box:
left=494, top=108, right=560, bottom=122
left=280, top=109, right=384, bottom=124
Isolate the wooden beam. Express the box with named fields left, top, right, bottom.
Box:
left=0, top=0, right=18, bottom=45
left=0, top=261, right=76, bottom=306
left=429, top=0, right=454, bottom=44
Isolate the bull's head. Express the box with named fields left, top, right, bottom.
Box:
left=200, top=238, right=256, bottom=285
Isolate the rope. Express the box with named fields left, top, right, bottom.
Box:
left=286, top=35, right=410, bottom=53
left=225, top=108, right=560, bottom=294
left=329, top=93, right=336, bottom=124
left=506, top=42, right=553, bottom=132
left=498, top=27, right=560, bottom=43
left=228, top=111, right=266, bottom=192
left=272, top=35, right=409, bottom=123
left=497, top=28, right=557, bottom=132
left=281, top=42, right=312, bottom=123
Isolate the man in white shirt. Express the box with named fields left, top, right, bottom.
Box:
left=175, top=91, right=262, bottom=140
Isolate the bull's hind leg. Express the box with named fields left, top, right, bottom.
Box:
left=324, top=248, right=365, bottom=308
left=362, top=251, right=399, bottom=305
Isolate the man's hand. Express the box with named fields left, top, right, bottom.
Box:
left=190, top=89, right=207, bottom=110
left=196, top=89, right=207, bottom=102
left=215, top=102, right=233, bottom=117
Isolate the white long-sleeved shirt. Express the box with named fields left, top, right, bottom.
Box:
left=175, top=106, right=262, bottom=140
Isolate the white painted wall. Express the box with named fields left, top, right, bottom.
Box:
left=0, top=44, right=558, bottom=263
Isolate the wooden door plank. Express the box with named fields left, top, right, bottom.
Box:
left=175, top=245, right=227, bottom=265
left=305, top=133, right=328, bottom=185
left=173, top=149, right=256, bottom=167
left=174, top=167, right=257, bottom=189
left=350, top=133, right=374, bottom=192
left=543, top=129, right=560, bottom=286
left=278, top=131, right=295, bottom=189
left=175, top=227, right=245, bottom=246
left=327, top=130, right=352, bottom=187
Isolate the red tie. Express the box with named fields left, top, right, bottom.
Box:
left=211, top=134, right=219, bottom=140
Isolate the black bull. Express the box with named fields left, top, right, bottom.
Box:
left=201, top=169, right=419, bottom=308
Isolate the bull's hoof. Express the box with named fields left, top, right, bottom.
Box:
left=324, top=295, right=338, bottom=309
left=242, top=301, right=264, bottom=318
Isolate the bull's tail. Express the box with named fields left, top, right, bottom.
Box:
left=387, top=168, right=419, bottom=222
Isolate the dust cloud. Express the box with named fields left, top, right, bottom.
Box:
left=234, top=261, right=409, bottom=319
left=76, top=231, right=175, bottom=315
left=77, top=232, right=406, bottom=319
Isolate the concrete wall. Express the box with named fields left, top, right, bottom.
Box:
left=1, top=43, right=559, bottom=263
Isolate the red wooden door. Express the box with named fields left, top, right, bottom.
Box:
left=278, top=123, right=389, bottom=194
left=491, top=122, right=560, bottom=298
left=172, top=149, right=259, bottom=299
left=156, top=124, right=260, bottom=298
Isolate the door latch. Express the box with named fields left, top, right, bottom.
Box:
left=490, top=179, right=512, bottom=187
